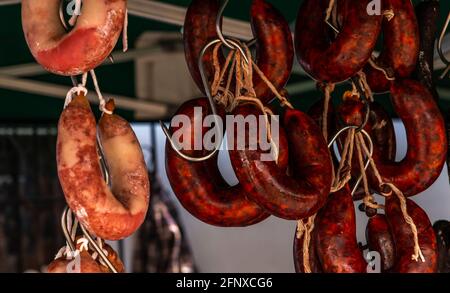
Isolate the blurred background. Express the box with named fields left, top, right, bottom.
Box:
left=0, top=0, right=449, bottom=272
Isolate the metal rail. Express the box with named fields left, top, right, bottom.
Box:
left=0, top=75, right=169, bottom=118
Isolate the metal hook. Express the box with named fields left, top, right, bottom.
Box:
left=79, top=223, right=118, bottom=273
left=61, top=207, right=76, bottom=252
left=160, top=38, right=249, bottom=162
left=438, top=12, right=450, bottom=79
left=328, top=125, right=357, bottom=148
left=216, top=0, right=236, bottom=50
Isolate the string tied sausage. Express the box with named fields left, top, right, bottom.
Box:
left=22, top=0, right=128, bottom=75
left=184, top=0, right=293, bottom=104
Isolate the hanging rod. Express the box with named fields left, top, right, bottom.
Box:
left=0, top=74, right=169, bottom=118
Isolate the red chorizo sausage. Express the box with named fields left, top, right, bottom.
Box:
left=228, top=104, right=333, bottom=220
left=57, top=95, right=150, bottom=240
left=414, top=0, right=440, bottom=102
left=165, top=98, right=287, bottom=226
left=183, top=0, right=222, bottom=94
left=183, top=0, right=293, bottom=104
left=250, top=0, right=294, bottom=104
left=337, top=96, right=396, bottom=200
left=293, top=222, right=323, bottom=273
left=315, top=185, right=367, bottom=273
left=295, top=0, right=382, bottom=83
left=339, top=80, right=447, bottom=197
left=366, top=214, right=395, bottom=272
left=365, top=0, right=419, bottom=93
left=22, top=0, right=126, bottom=75
left=386, top=196, right=438, bottom=273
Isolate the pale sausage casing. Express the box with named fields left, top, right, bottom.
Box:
left=22, top=0, right=126, bottom=75
left=57, top=95, right=149, bottom=240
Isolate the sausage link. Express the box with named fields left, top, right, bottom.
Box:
left=366, top=214, right=395, bottom=272
left=22, top=0, right=126, bottom=75
left=433, top=220, right=450, bottom=273
left=183, top=0, right=293, bottom=104
left=293, top=222, right=323, bottom=273
left=414, top=0, right=440, bottom=102
left=386, top=196, right=438, bottom=273
left=365, top=0, right=419, bottom=93
left=165, top=98, right=282, bottom=226
left=229, top=105, right=333, bottom=220
left=373, top=80, right=446, bottom=196
left=57, top=95, right=150, bottom=240
left=250, top=0, right=294, bottom=103
left=295, top=0, right=382, bottom=83
left=183, top=0, right=222, bottom=93
left=315, top=185, right=367, bottom=273
left=339, top=80, right=447, bottom=197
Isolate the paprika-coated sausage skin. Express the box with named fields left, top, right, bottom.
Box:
left=57, top=95, right=150, bottom=240
left=183, top=0, right=293, bottom=104
left=165, top=98, right=281, bottom=226
left=228, top=105, right=333, bottom=220
left=183, top=0, right=221, bottom=94
left=295, top=0, right=382, bottom=83
left=414, top=0, right=440, bottom=102
left=366, top=214, right=395, bottom=272
left=339, top=80, right=447, bottom=197
left=315, top=185, right=367, bottom=273
left=365, top=0, right=419, bottom=93
left=22, top=0, right=126, bottom=75
left=250, top=0, right=294, bottom=104
left=386, top=196, right=438, bottom=273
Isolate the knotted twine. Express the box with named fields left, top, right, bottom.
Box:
left=296, top=84, right=357, bottom=273
left=207, top=41, right=294, bottom=163
left=357, top=133, right=425, bottom=262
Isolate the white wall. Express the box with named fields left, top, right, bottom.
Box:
left=132, top=120, right=450, bottom=273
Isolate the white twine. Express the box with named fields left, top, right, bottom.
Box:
left=89, top=70, right=113, bottom=115
left=76, top=237, right=89, bottom=252
left=64, top=72, right=88, bottom=108
left=64, top=85, right=87, bottom=108
left=91, top=237, right=109, bottom=267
